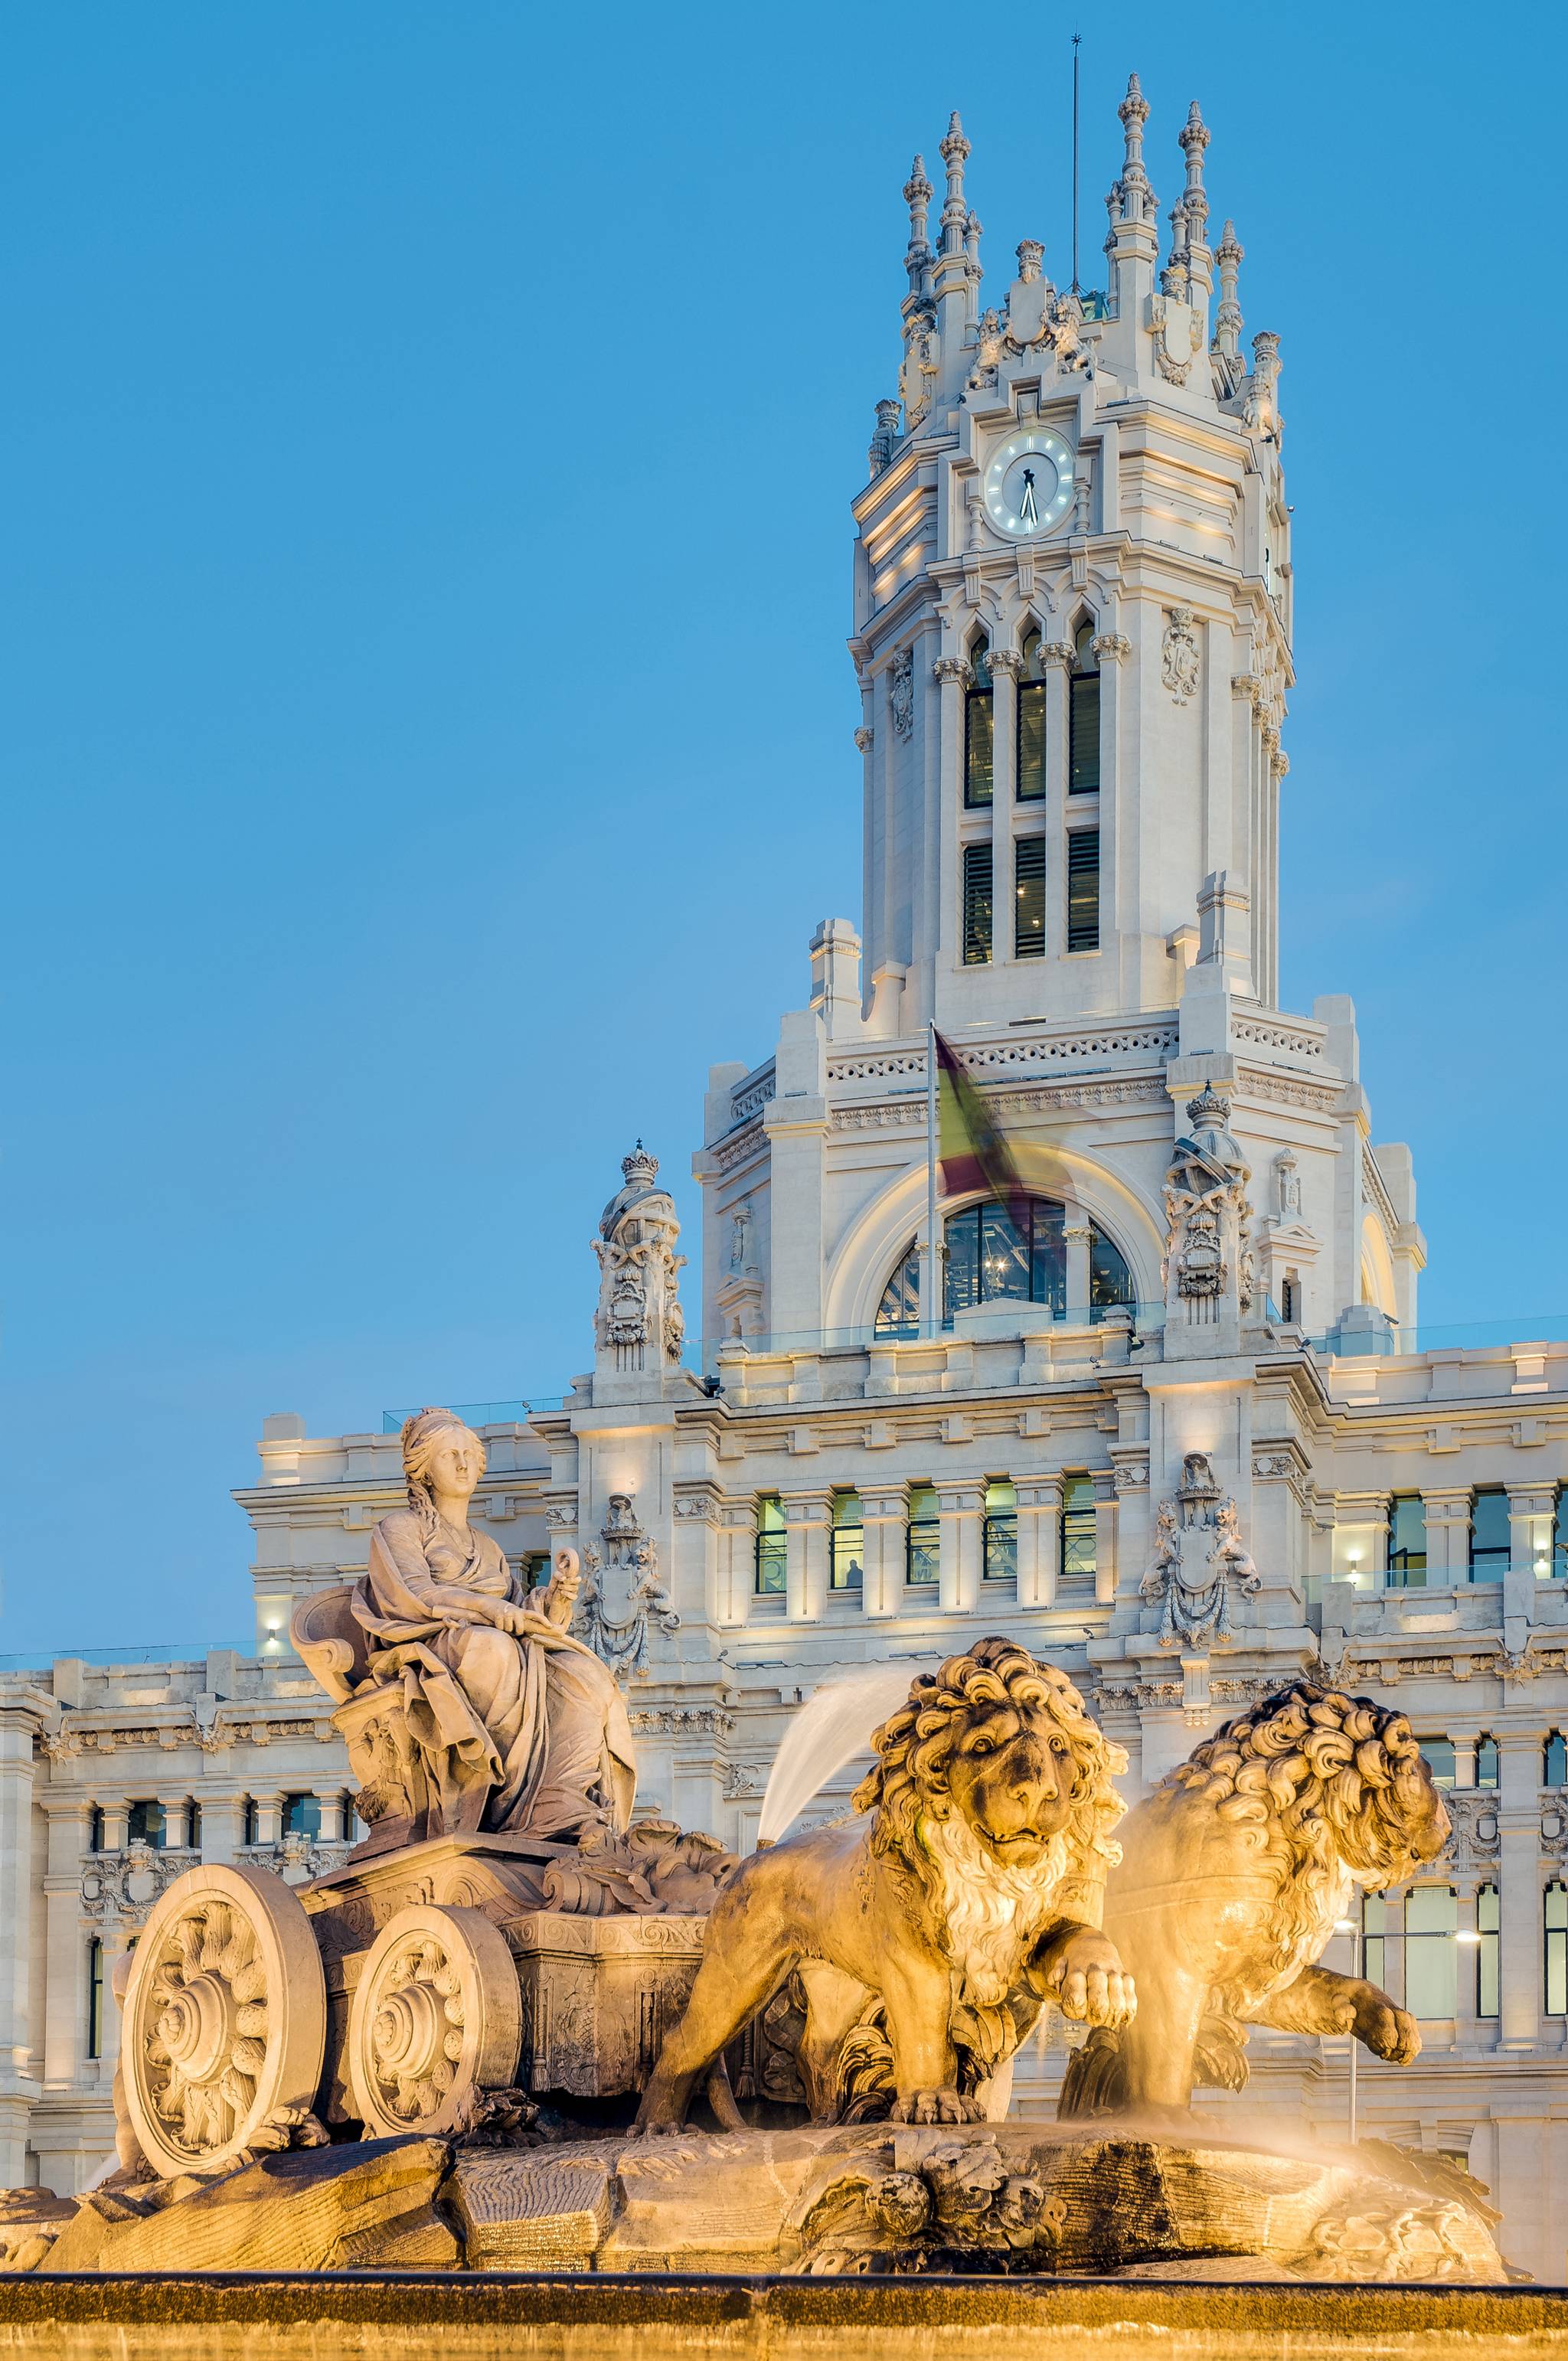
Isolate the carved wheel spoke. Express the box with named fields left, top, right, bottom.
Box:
left=347, top=1904, right=520, bottom=2138
left=123, top=1863, right=327, bottom=2180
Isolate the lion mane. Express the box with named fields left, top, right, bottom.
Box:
left=1165, top=1680, right=1450, bottom=1985
left=853, top=1638, right=1128, bottom=1950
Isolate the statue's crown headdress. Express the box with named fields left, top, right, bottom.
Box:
left=621, top=1139, right=658, bottom=1187
left=1185, top=1083, right=1230, bottom=1127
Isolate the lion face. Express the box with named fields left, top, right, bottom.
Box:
left=943, top=1696, right=1075, bottom=1866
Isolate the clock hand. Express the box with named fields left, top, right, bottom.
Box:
left=1019, top=467, right=1039, bottom=527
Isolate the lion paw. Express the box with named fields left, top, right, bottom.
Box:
left=892, top=2087, right=981, bottom=2127
left=1356, top=1997, right=1420, bottom=2065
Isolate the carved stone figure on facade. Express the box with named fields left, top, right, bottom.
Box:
left=637, top=1640, right=1133, bottom=2132
left=1061, top=1683, right=1451, bottom=2117
left=1161, top=606, right=1200, bottom=704
left=729, top=1202, right=754, bottom=1273
left=1274, top=1146, right=1302, bottom=1220
left=1140, top=1452, right=1260, bottom=1651
left=593, top=1143, right=687, bottom=1376
left=966, top=306, right=1006, bottom=390
left=571, top=1493, right=680, bottom=1683
left=890, top=646, right=915, bottom=740
left=1163, top=1084, right=1254, bottom=1324
left=292, top=1409, right=637, bottom=1852
left=1048, top=288, right=1086, bottom=371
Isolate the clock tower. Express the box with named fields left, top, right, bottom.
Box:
left=697, top=78, right=1421, bottom=1366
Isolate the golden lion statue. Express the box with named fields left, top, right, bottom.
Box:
left=1060, top=1680, right=1450, bottom=2118
left=636, top=1639, right=1134, bottom=2131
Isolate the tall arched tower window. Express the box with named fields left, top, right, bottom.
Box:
left=874, top=1194, right=1135, bottom=1334
left=964, top=639, right=994, bottom=807
left=1017, top=629, right=1047, bottom=802
left=1068, top=620, right=1100, bottom=794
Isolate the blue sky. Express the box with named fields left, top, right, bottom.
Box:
left=3, top=2, right=1564, bottom=1651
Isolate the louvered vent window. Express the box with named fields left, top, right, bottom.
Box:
left=1069, top=623, right=1100, bottom=793
left=1015, top=834, right=1046, bottom=957
left=1067, top=829, right=1099, bottom=952
left=963, top=841, right=994, bottom=965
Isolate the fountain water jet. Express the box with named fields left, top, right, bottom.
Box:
left=756, top=1661, right=933, bottom=1843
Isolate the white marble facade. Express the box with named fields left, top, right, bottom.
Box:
left=4, top=77, right=1567, bottom=2279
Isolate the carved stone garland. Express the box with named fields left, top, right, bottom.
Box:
left=121, top=1863, right=328, bottom=2178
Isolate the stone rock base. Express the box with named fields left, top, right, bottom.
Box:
left=0, top=2117, right=1510, bottom=2283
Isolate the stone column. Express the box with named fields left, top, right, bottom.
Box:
left=1452, top=1876, right=1481, bottom=2053
left=1423, top=1492, right=1471, bottom=1586
left=1092, top=1469, right=1119, bottom=1608
left=987, top=648, right=1021, bottom=958
left=1041, top=640, right=1072, bottom=958
left=933, top=657, right=972, bottom=969
left=160, top=1796, right=190, bottom=1852
left=41, top=1798, right=93, bottom=2089
left=1017, top=1476, right=1062, bottom=1609
left=198, top=1791, right=246, bottom=1863
left=784, top=1494, right=830, bottom=1623
left=1091, top=632, right=1132, bottom=998
left=717, top=1504, right=754, bottom=1628
left=1064, top=1222, right=1093, bottom=1322
left=252, top=1791, right=284, bottom=1847
left=0, top=1701, right=41, bottom=2182
left=100, top=1801, right=129, bottom=1853
left=1497, top=1728, right=1547, bottom=2051
left=861, top=1491, right=906, bottom=1620
left=1451, top=1734, right=1478, bottom=1791
left=938, top=1481, right=985, bottom=1615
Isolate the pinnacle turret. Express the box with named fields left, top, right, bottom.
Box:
left=903, top=153, right=932, bottom=296
left=1115, top=73, right=1153, bottom=219
left=1178, top=101, right=1213, bottom=297
left=1214, top=219, right=1244, bottom=360
left=939, top=111, right=971, bottom=254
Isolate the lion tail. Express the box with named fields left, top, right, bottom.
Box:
left=1057, top=2026, right=1125, bottom=2118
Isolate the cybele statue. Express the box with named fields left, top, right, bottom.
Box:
left=0, top=1602, right=1510, bottom=2283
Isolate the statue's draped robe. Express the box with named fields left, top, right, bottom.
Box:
left=353, top=1509, right=635, bottom=1837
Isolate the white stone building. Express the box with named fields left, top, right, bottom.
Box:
left=3, top=77, right=1566, bottom=2279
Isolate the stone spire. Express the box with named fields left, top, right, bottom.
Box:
left=1214, top=219, right=1244, bottom=361
left=1115, top=74, right=1153, bottom=223
left=1106, top=73, right=1160, bottom=321
left=903, top=153, right=932, bottom=297
left=938, top=111, right=971, bottom=254
left=1178, top=101, right=1213, bottom=300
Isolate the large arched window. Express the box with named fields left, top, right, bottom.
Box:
left=1017, top=627, right=1047, bottom=802
left=875, top=1195, right=1135, bottom=1334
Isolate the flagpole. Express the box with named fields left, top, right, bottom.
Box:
left=925, top=1020, right=939, bottom=1338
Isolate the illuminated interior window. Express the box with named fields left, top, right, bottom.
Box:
left=964, top=642, right=994, bottom=808
left=982, top=1480, right=1018, bottom=1581
left=754, top=1494, right=786, bottom=1595
left=1017, top=629, right=1046, bottom=801
left=1476, top=1883, right=1499, bottom=2018
left=1468, top=1488, right=1510, bottom=1581
left=1067, top=828, right=1099, bottom=952
left=962, top=841, right=994, bottom=964
left=1060, top=1474, right=1097, bottom=1582
left=830, top=1491, right=864, bottom=1591
left=874, top=1199, right=1134, bottom=1335
left=906, top=1484, right=939, bottom=1585
left=1387, top=1494, right=1428, bottom=1589
left=1547, top=1881, right=1568, bottom=2017
left=1068, top=621, right=1100, bottom=793
left=1014, top=834, right=1046, bottom=957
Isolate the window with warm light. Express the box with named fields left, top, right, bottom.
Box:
left=1403, top=1885, right=1459, bottom=2018
left=874, top=1198, right=1134, bottom=1337
left=87, top=1938, right=104, bottom=2062
left=1067, top=828, right=1099, bottom=952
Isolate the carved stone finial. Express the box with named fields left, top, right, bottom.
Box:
left=1184, top=1082, right=1230, bottom=1128
left=1214, top=218, right=1245, bottom=361
left=939, top=110, right=970, bottom=254
left=1016, top=237, right=1044, bottom=282
left=621, top=1141, right=658, bottom=1188
left=903, top=154, right=932, bottom=292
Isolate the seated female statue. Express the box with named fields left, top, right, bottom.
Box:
left=350, top=1406, right=636, bottom=1843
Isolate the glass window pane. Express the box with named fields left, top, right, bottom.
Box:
left=906, top=1484, right=939, bottom=1585
left=756, top=1494, right=787, bottom=1595
left=1547, top=1884, right=1568, bottom=2016
left=1475, top=1736, right=1499, bottom=1789
left=876, top=1240, right=921, bottom=1337
left=127, top=1801, right=165, bottom=1849
left=1061, top=1474, right=1097, bottom=1581
left=1477, top=1884, right=1500, bottom=2018
left=1419, top=1738, right=1456, bottom=1789
left=1404, top=1884, right=1457, bottom=2018
left=978, top=1202, right=1030, bottom=1305
left=283, top=1793, right=321, bottom=1840
left=1470, top=1488, right=1510, bottom=1577
left=1546, top=1733, right=1567, bottom=1789
left=1028, top=1200, right=1066, bottom=1314
left=1017, top=683, right=1047, bottom=802
left=831, top=1491, right=864, bottom=1591
left=1387, top=1494, right=1428, bottom=1588
left=945, top=1207, right=981, bottom=1316
left=1089, top=1223, right=1135, bottom=1314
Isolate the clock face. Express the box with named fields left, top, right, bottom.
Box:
left=982, top=428, right=1075, bottom=540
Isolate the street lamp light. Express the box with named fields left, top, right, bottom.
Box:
left=1332, top=1914, right=1481, bottom=2144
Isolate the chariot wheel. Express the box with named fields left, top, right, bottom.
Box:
left=122, top=1863, right=327, bottom=2180
left=346, top=1904, right=521, bottom=2137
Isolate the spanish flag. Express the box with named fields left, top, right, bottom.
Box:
left=933, top=1029, right=1031, bottom=1225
